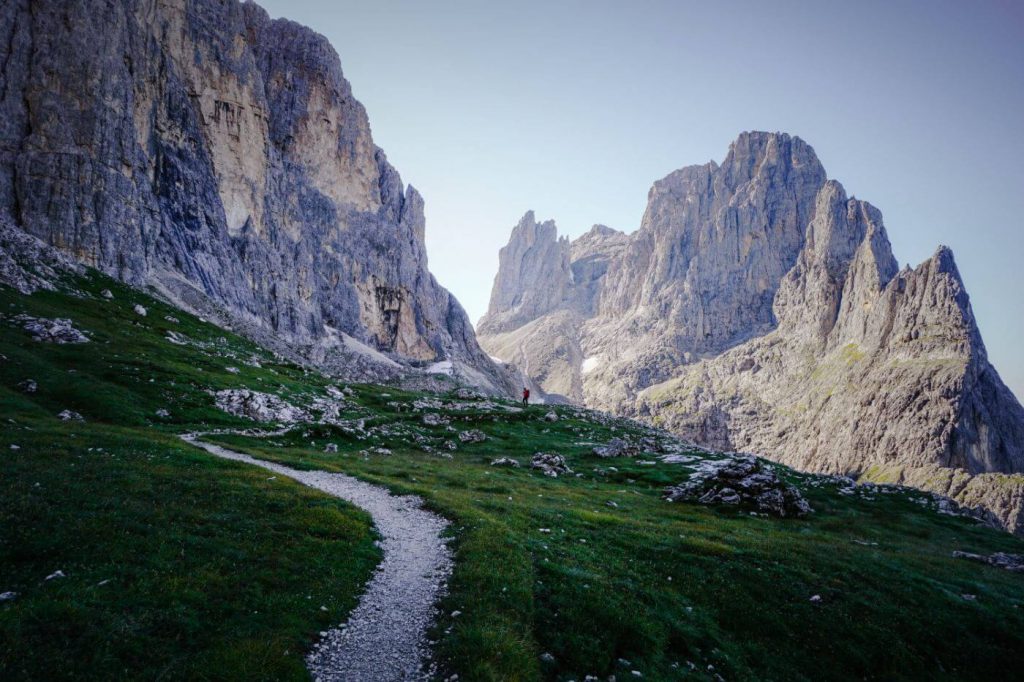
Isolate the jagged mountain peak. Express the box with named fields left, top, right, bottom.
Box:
left=479, top=131, right=1024, bottom=533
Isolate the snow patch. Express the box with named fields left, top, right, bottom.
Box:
left=581, top=355, right=601, bottom=375
left=426, top=360, right=454, bottom=376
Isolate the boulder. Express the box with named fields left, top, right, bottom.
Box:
left=458, top=429, right=487, bottom=443
left=665, top=455, right=812, bottom=517
left=531, top=452, right=573, bottom=478
left=422, top=413, right=450, bottom=427
left=213, top=389, right=307, bottom=423
left=952, top=551, right=1024, bottom=573
left=15, top=315, right=89, bottom=343
left=593, top=437, right=640, bottom=458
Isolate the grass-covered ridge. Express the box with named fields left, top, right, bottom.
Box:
left=1, top=271, right=1024, bottom=681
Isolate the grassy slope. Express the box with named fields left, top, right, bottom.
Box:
left=0, top=274, right=380, bottom=680
left=2, top=272, right=1024, bottom=680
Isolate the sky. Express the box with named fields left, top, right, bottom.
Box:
left=258, top=0, right=1024, bottom=400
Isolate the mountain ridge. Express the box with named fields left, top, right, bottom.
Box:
left=479, top=131, right=1024, bottom=533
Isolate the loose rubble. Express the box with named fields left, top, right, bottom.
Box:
left=14, top=315, right=89, bottom=343
left=422, top=413, right=450, bottom=427
left=213, top=389, right=308, bottom=423
left=457, top=429, right=487, bottom=443
left=952, top=551, right=1024, bottom=573
left=593, top=437, right=640, bottom=458
left=664, top=455, right=812, bottom=517
left=531, top=452, right=573, bottom=478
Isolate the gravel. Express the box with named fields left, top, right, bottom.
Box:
left=183, top=434, right=453, bottom=681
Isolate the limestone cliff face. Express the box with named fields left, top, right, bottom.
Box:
left=479, top=132, right=1024, bottom=532
left=479, top=217, right=628, bottom=401
left=0, top=0, right=512, bottom=392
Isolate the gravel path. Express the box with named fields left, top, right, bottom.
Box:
left=182, top=434, right=454, bottom=681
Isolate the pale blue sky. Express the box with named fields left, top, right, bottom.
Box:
left=258, top=0, right=1024, bottom=399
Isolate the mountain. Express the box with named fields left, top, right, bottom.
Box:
left=478, top=132, right=1024, bottom=533
left=0, top=0, right=513, bottom=394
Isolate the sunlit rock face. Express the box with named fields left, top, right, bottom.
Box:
left=480, top=132, right=1024, bottom=533
left=0, top=0, right=512, bottom=393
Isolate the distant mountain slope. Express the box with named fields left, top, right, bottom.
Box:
left=0, top=0, right=513, bottom=393
left=479, top=132, right=1024, bottom=533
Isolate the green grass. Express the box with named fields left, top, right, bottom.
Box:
left=0, top=275, right=380, bottom=680
left=2, top=271, right=1024, bottom=680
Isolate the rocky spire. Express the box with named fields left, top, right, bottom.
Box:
left=477, top=211, right=572, bottom=335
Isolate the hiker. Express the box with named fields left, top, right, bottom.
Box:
left=522, top=387, right=530, bottom=406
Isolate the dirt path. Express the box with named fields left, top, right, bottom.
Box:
left=182, top=434, right=453, bottom=681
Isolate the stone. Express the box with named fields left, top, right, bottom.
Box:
left=665, top=455, right=812, bottom=518
left=324, top=443, right=339, bottom=453
left=490, top=457, right=521, bottom=468
left=155, top=409, right=170, bottom=418
left=101, top=289, right=114, bottom=300
left=133, top=304, right=147, bottom=317
left=14, top=315, right=89, bottom=344
left=18, top=379, right=36, bottom=393
left=592, top=438, right=639, bottom=458
left=45, top=570, right=66, bottom=581
left=213, top=389, right=307, bottom=423
left=457, top=429, right=487, bottom=443
left=543, top=411, right=559, bottom=422
left=481, top=132, right=1024, bottom=535
left=422, top=413, right=450, bottom=427
left=531, top=452, right=573, bottom=478
left=58, top=410, right=84, bottom=422
left=0, top=217, right=84, bottom=294
left=952, top=550, right=1024, bottom=572
left=0, top=591, right=17, bottom=602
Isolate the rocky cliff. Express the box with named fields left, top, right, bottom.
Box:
left=0, top=0, right=513, bottom=393
left=479, top=132, right=1024, bottom=532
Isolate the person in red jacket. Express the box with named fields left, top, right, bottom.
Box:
left=522, top=387, right=530, bottom=406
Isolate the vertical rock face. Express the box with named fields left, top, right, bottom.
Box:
left=480, top=132, right=1024, bottom=533
left=0, top=0, right=511, bottom=392
left=478, top=211, right=573, bottom=335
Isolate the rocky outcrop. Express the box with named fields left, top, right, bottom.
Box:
left=0, top=0, right=512, bottom=394
left=479, top=217, right=630, bottom=402
left=481, top=131, right=1024, bottom=533
left=664, top=455, right=813, bottom=518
